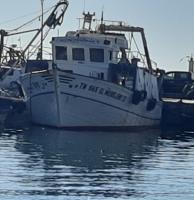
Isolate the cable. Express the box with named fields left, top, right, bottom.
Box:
left=6, top=5, right=55, bottom=33
left=0, top=10, right=42, bottom=26
left=131, top=34, right=147, bottom=67
left=27, top=28, right=51, bottom=59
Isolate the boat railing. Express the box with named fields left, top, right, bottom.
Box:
left=124, top=50, right=157, bottom=70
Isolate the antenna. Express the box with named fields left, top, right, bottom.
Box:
left=83, top=0, right=86, bottom=12
left=101, top=8, right=104, bottom=24
left=189, top=54, right=194, bottom=72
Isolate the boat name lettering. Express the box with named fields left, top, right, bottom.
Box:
left=30, top=81, right=47, bottom=90
left=104, top=89, right=127, bottom=102
left=29, top=80, right=126, bottom=102
left=59, top=37, right=99, bottom=44
left=79, top=82, right=87, bottom=89
left=78, top=83, right=126, bottom=102
left=88, top=85, right=99, bottom=92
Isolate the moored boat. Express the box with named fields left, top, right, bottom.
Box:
left=20, top=12, right=162, bottom=128
left=0, top=89, right=25, bottom=126
left=161, top=57, right=194, bottom=129
left=0, top=0, right=69, bottom=89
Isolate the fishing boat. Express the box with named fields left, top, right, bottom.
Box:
left=0, top=88, right=25, bottom=126
left=161, top=70, right=194, bottom=99
left=20, top=12, right=162, bottom=128
left=161, top=57, right=194, bottom=129
left=0, top=0, right=69, bottom=89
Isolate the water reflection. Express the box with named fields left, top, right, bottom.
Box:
left=2, top=126, right=194, bottom=199
left=161, top=128, right=194, bottom=141
left=5, top=127, right=160, bottom=198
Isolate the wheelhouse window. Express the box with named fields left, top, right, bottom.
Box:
left=72, top=48, right=85, bottom=61
left=164, top=72, right=174, bottom=80
left=55, top=46, right=67, bottom=60
left=175, top=72, right=189, bottom=80
left=90, top=48, right=104, bottom=62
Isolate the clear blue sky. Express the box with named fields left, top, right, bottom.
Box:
left=1, top=0, right=194, bottom=71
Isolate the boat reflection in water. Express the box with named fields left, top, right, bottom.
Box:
left=12, top=127, right=160, bottom=198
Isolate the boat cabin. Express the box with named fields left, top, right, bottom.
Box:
left=161, top=71, right=194, bottom=98
left=52, top=28, right=141, bottom=90
left=51, top=15, right=149, bottom=92
left=52, top=31, right=129, bottom=76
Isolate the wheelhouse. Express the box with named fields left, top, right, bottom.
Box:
left=52, top=31, right=129, bottom=80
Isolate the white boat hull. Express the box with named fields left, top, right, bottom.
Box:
left=21, top=69, right=161, bottom=128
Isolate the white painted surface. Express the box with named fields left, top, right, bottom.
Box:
left=21, top=69, right=161, bottom=127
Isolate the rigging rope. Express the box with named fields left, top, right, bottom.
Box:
left=131, top=34, right=147, bottom=67
left=27, top=28, right=51, bottom=59
left=6, top=5, right=55, bottom=33
left=0, top=10, right=42, bottom=26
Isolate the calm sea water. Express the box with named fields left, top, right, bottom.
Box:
left=0, top=124, right=194, bottom=200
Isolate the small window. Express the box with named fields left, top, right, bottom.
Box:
left=99, top=72, right=104, bottom=80
left=72, top=48, right=85, bottom=61
left=175, top=73, right=189, bottom=80
left=165, top=72, right=174, bottom=80
left=90, top=48, right=104, bottom=62
left=55, top=46, right=67, bottom=60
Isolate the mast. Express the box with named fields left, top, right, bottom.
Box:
left=40, top=0, right=44, bottom=60
left=140, top=29, right=152, bottom=72
left=0, top=30, right=8, bottom=64
left=22, top=0, right=69, bottom=56
left=82, top=12, right=95, bottom=30
left=0, top=0, right=69, bottom=65
left=189, top=56, right=194, bottom=73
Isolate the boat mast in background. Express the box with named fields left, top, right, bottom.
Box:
left=188, top=56, right=194, bottom=73
left=0, top=0, right=69, bottom=66
left=22, top=0, right=69, bottom=58
left=39, top=0, right=44, bottom=60
left=0, top=30, right=7, bottom=63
